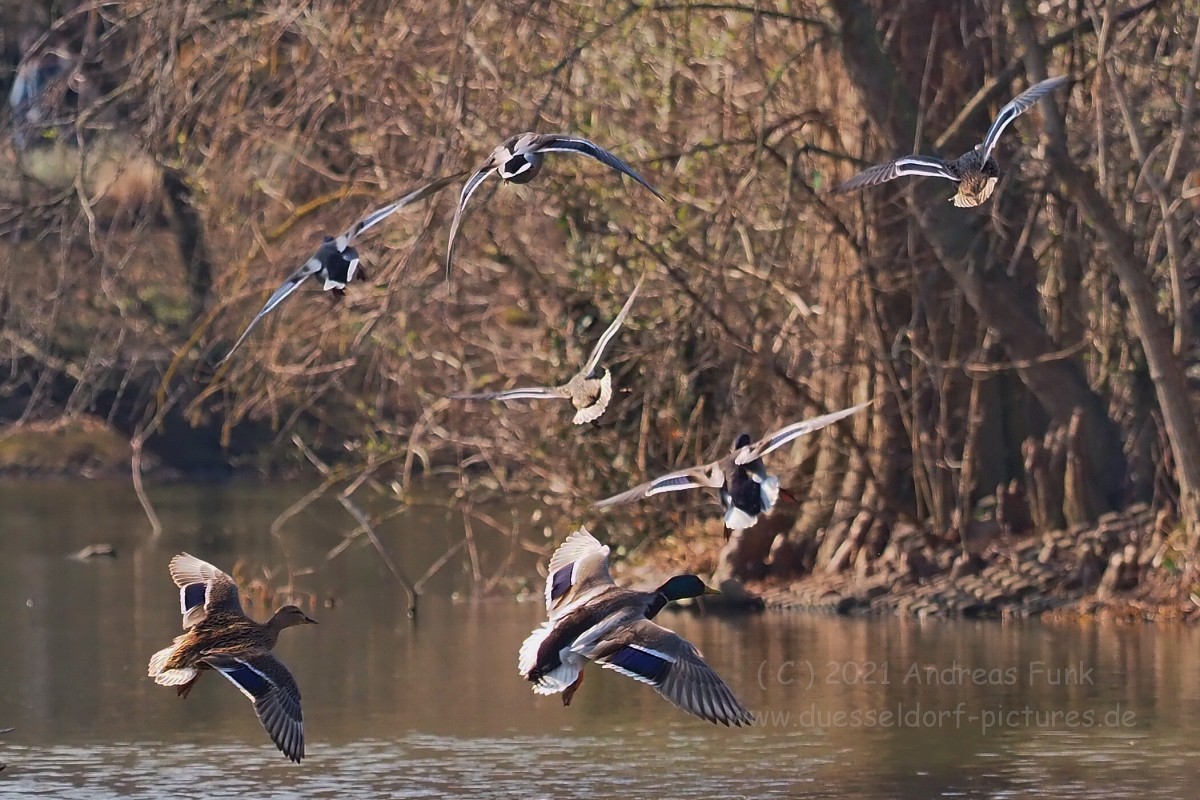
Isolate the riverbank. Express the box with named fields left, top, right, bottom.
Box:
left=3, top=417, right=1195, bottom=622
left=626, top=504, right=1198, bottom=622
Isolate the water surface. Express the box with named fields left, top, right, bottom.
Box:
left=1, top=481, right=1197, bottom=798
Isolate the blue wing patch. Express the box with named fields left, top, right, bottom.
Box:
left=655, top=475, right=695, bottom=490
left=223, top=662, right=272, bottom=698
left=550, top=564, right=574, bottom=603
left=608, top=645, right=672, bottom=684
left=182, top=583, right=206, bottom=612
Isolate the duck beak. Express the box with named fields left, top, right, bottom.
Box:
left=703, top=585, right=721, bottom=595
left=303, top=614, right=319, bottom=624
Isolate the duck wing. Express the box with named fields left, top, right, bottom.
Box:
left=445, top=165, right=498, bottom=276
left=218, top=256, right=323, bottom=365
left=447, top=385, right=570, bottom=402
left=529, top=134, right=664, bottom=200
left=591, top=620, right=753, bottom=726
left=734, top=401, right=870, bottom=465
left=168, top=553, right=244, bottom=628
left=336, top=171, right=466, bottom=247
left=578, top=272, right=645, bottom=379
left=544, top=526, right=615, bottom=616
left=980, top=75, right=1070, bottom=162
left=593, top=464, right=723, bottom=509
left=202, top=652, right=304, bottom=763
left=836, top=156, right=957, bottom=191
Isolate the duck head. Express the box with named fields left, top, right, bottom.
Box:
left=268, top=604, right=319, bottom=631
left=644, top=574, right=719, bottom=618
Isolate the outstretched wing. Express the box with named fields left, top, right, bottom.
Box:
left=448, top=385, right=569, bottom=403
left=980, top=75, right=1070, bottom=162
left=219, top=258, right=322, bottom=364
left=591, top=620, right=753, bottom=727
left=735, top=401, right=870, bottom=465
left=531, top=134, right=664, bottom=200
left=203, top=652, right=304, bottom=763
left=579, top=273, right=645, bottom=378
left=445, top=167, right=497, bottom=276
left=168, top=552, right=243, bottom=628
left=544, top=526, right=614, bottom=615
left=337, top=171, right=467, bottom=246
left=593, top=465, right=722, bottom=509
left=836, top=156, right=957, bottom=191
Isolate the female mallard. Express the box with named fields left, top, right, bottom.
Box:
left=448, top=273, right=644, bottom=424
left=519, top=527, right=753, bottom=726
left=836, top=76, right=1069, bottom=207
left=445, top=132, right=664, bottom=273
left=220, top=171, right=465, bottom=364
left=595, top=403, right=868, bottom=534
left=147, top=553, right=317, bottom=763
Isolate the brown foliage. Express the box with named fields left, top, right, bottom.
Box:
left=2, top=0, right=1199, bottom=585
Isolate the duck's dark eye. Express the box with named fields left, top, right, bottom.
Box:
left=322, top=235, right=334, bottom=243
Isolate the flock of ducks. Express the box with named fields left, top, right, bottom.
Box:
left=150, top=76, right=1069, bottom=763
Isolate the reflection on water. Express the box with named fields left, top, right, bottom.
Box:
left=1, top=480, right=1199, bottom=798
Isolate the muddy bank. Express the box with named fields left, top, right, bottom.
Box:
left=0, top=417, right=135, bottom=478
left=628, top=504, right=1197, bottom=622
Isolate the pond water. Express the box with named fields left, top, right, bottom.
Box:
left=1, top=480, right=1198, bottom=798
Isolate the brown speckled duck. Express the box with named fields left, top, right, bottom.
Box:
left=147, top=553, right=317, bottom=763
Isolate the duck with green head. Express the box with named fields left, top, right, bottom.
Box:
left=519, top=527, right=753, bottom=726
left=147, top=553, right=317, bottom=763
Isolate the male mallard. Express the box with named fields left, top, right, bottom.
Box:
left=595, top=403, right=869, bottom=533
left=448, top=273, right=644, bottom=424
left=147, top=553, right=317, bottom=763
left=836, top=76, right=1069, bottom=207
left=445, top=132, right=664, bottom=273
left=519, top=527, right=753, bottom=726
left=220, top=171, right=465, bottom=364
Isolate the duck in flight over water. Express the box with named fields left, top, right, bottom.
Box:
left=519, top=526, right=753, bottom=726
left=147, top=553, right=317, bottom=763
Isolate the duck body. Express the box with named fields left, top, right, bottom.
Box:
left=494, top=134, right=547, bottom=184
left=562, top=368, right=613, bottom=424
left=944, top=146, right=1001, bottom=207
left=314, top=236, right=363, bottom=295
left=720, top=451, right=781, bottom=532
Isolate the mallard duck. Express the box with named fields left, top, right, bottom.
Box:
left=448, top=273, right=644, bottom=424
left=519, top=527, right=753, bottom=726
left=445, top=132, right=664, bottom=273
left=220, top=171, right=465, bottom=364
left=595, top=402, right=869, bottom=533
left=147, top=553, right=317, bottom=763
left=836, top=76, right=1069, bottom=207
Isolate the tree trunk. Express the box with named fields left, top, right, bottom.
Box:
left=1006, top=0, right=1200, bottom=540
left=827, top=0, right=1126, bottom=512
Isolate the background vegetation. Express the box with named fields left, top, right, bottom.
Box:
left=2, top=0, right=1198, bottom=596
